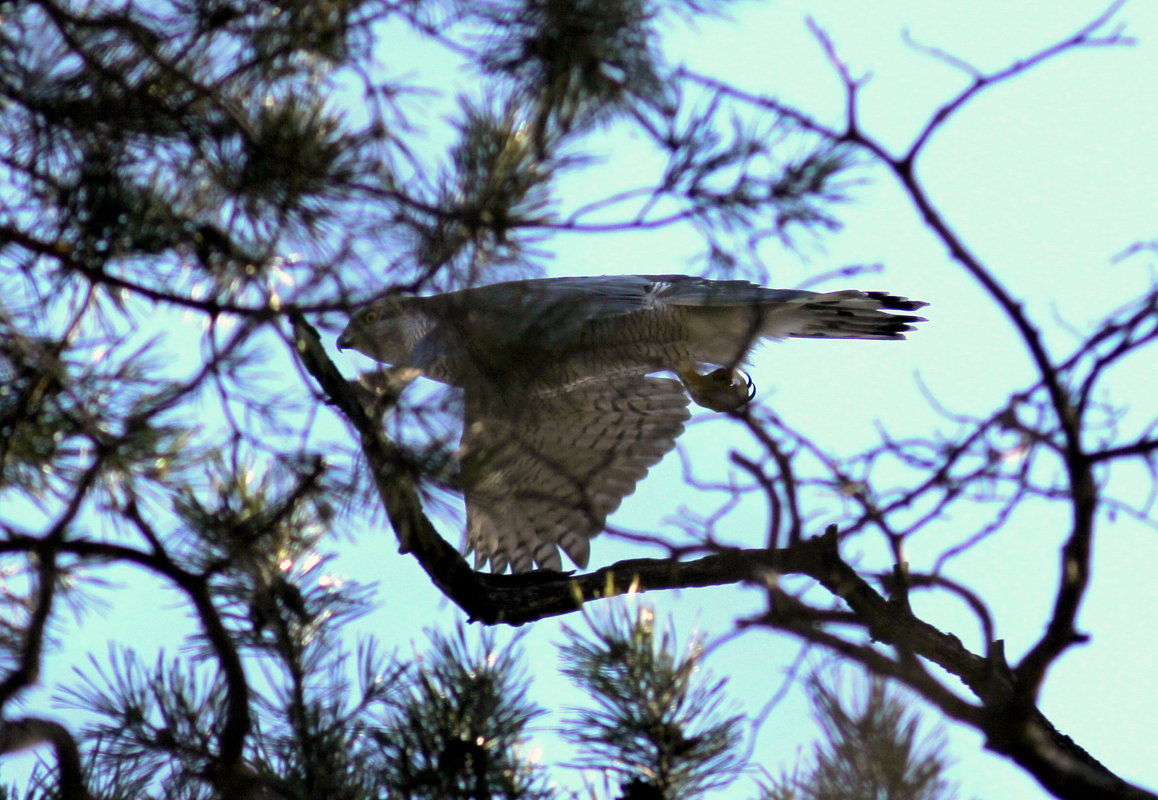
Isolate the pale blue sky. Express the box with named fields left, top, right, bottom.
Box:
left=6, top=2, right=1158, bottom=797
left=341, top=3, right=1158, bottom=796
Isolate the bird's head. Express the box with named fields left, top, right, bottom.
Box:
left=337, top=297, right=425, bottom=365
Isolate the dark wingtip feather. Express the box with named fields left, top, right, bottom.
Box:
left=786, top=290, right=930, bottom=340
left=862, top=291, right=930, bottom=312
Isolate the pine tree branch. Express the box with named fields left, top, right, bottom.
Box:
left=0, top=717, right=91, bottom=800
left=0, top=451, right=107, bottom=710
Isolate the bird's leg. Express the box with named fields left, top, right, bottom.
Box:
left=351, top=366, right=422, bottom=418
left=675, top=361, right=756, bottom=412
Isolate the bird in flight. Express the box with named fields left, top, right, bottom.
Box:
left=338, top=274, right=926, bottom=573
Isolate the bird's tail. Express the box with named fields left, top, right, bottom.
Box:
left=763, top=290, right=928, bottom=341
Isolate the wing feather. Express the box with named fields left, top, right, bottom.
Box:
left=461, top=374, right=691, bottom=572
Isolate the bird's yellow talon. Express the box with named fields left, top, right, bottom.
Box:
left=676, top=363, right=756, bottom=412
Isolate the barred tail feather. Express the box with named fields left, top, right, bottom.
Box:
left=763, top=290, right=928, bottom=341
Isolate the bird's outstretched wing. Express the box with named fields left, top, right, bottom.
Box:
left=459, top=374, right=691, bottom=572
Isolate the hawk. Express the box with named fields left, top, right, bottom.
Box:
left=337, top=274, right=926, bottom=573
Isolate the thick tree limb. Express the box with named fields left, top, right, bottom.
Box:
left=301, top=310, right=1152, bottom=798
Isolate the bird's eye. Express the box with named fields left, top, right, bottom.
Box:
left=362, top=309, right=379, bottom=324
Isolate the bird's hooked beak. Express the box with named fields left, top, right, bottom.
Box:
left=336, top=328, right=352, bottom=352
